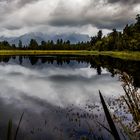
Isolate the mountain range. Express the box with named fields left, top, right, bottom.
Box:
left=0, top=33, right=90, bottom=46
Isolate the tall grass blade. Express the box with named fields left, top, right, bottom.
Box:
left=99, top=90, right=121, bottom=140
left=7, top=120, right=12, bottom=140
left=14, top=112, right=24, bottom=140
left=96, top=121, right=113, bottom=135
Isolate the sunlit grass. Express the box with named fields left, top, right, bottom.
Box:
left=0, top=50, right=140, bottom=60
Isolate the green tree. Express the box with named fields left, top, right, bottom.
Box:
left=40, top=41, right=46, bottom=50
left=29, top=39, right=38, bottom=50
left=18, top=40, right=22, bottom=48
left=97, top=30, right=103, bottom=40
left=136, top=14, right=140, bottom=24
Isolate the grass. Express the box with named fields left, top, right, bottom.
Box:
left=0, top=50, right=140, bottom=60
left=99, top=83, right=140, bottom=140
left=100, top=51, right=140, bottom=61
left=98, top=71, right=140, bottom=140
left=118, top=71, right=140, bottom=125
left=6, top=113, right=24, bottom=140
left=99, top=90, right=121, bottom=140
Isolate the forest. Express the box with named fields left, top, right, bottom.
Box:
left=0, top=14, right=140, bottom=51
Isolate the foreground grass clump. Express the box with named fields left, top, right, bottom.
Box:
left=111, top=71, right=140, bottom=139
left=99, top=78, right=140, bottom=140
left=119, top=72, right=140, bottom=124
left=6, top=113, right=24, bottom=140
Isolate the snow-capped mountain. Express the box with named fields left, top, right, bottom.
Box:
left=0, top=32, right=90, bottom=46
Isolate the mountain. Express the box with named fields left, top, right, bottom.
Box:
left=0, top=33, right=90, bottom=46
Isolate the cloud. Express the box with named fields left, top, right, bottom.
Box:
left=49, top=0, right=138, bottom=29
left=107, top=0, right=139, bottom=4
left=16, top=0, right=40, bottom=7
left=0, top=0, right=139, bottom=36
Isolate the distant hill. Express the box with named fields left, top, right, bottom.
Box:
left=0, top=33, right=90, bottom=46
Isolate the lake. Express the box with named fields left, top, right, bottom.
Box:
left=0, top=55, right=139, bottom=140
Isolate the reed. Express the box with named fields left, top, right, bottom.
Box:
left=99, top=90, right=121, bottom=140
left=118, top=71, right=140, bottom=125
left=7, top=120, right=12, bottom=140
left=6, top=113, right=24, bottom=140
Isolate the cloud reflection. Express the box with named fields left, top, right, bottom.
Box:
left=0, top=64, right=123, bottom=108
left=0, top=63, right=123, bottom=107
left=0, top=61, right=124, bottom=140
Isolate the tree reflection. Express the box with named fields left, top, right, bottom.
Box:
left=0, top=55, right=140, bottom=87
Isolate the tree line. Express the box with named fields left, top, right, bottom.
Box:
left=91, top=14, right=140, bottom=51
left=0, top=14, right=140, bottom=51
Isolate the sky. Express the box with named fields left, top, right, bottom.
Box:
left=0, top=0, right=139, bottom=37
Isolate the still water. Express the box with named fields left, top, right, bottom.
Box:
left=0, top=55, right=139, bottom=140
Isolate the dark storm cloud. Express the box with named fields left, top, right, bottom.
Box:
left=16, top=0, right=40, bottom=7
left=5, top=25, right=22, bottom=30
left=49, top=0, right=139, bottom=30
left=4, top=0, right=39, bottom=7
left=0, top=0, right=139, bottom=36
left=107, top=0, right=139, bottom=4
left=49, top=16, right=133, bottom=30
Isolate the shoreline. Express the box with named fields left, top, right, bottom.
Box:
left=0, top=50, right=140, bottom=60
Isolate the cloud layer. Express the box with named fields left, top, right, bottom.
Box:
left=0, top=0, right=139, bottom=36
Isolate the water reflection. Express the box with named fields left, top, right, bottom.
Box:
left=0, top=55, right=139, bottom=140
left=0, top=55, right=139, bottom=87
